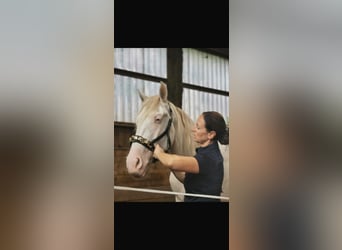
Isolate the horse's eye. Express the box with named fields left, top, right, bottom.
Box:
left=154, top=113, right=164, bottom=124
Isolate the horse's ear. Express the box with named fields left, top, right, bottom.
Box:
left=138, top=89, right=147, bottom=101
left=159, top=81, right=168, bottom=101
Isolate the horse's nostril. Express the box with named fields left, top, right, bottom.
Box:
left=136, top=157, right=142, bottom=169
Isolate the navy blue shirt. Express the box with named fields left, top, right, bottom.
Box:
left=184, top=141, right=224, bottom=202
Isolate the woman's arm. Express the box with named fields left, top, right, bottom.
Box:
left=153, top=144, right=199, bottom=174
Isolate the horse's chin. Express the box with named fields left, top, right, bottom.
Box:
left=126, top=166, right=147, bottom=178
left=130, top=167, right=148, bottom=178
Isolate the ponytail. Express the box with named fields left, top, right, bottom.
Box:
left=218, top=126, right=229, bottom=145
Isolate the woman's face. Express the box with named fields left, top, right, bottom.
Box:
left=192, top=114, right=211, bottom=145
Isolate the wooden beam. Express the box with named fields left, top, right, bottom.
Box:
left=183, top=83, right=229, bottom=97
left=167, top=48, right=183, bottom=108
left=114, top=68, right=166, bottom=83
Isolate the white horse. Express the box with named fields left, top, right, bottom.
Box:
left=126, top=82, right=229, bottom=202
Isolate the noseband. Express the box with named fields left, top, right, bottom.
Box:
left=129, top=103, right=173, bottom=153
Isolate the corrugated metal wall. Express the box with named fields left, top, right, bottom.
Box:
left=114, top=48, right=167, bottom=122
left=182, top=88, right=229, bottom=123
left=182, top=48, right=229, bottom=121
left=183, top=48, right=229, bottom=91
left=114, top=75, right=161, bottom=122
left=114, top=48, right=167, bottom=77
left=114, top=48, right=229, bottom=123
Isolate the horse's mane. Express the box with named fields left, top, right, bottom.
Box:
left=168, top=102, right=197, bottom=156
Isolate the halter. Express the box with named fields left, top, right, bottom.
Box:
left=129, top=103, right=173, bottom=153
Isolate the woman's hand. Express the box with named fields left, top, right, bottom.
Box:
left=153, top=144, right=165, bottom=159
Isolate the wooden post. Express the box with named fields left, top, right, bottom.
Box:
left=167, top=48, right=183, bottom=108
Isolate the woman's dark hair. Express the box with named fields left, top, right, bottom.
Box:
left=202, top=111, right=229, bottom=145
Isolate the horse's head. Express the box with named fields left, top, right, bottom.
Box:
left=126, top=82, right=174, bottom=177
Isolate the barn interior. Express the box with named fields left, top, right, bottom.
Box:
left=114, top=48, right=229, bottom=202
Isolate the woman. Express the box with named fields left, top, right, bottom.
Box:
left=153, top=111, right=229, bottom=202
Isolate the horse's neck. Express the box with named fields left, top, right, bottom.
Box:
left=169, top=104, right=197, bottom=156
